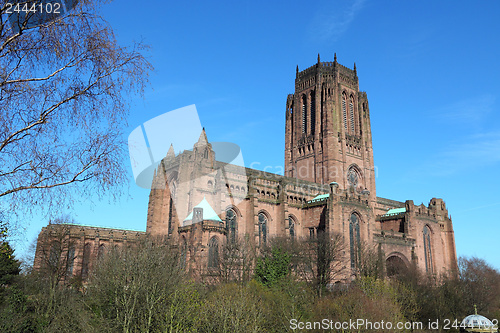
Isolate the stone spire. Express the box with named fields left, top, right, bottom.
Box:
left=334, top=53, right=337, bottom=62
left=354, top=62, right=357, bottom=74
left=296, top=65, right=299, bottom=77
left=317, top=53, right=320, bottom=63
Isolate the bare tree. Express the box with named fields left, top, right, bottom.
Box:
left=459, top=256, right=500, bottom=316
left=0, top=0, right=152, bottom=216
left=209, top=236, right=256, bottom=284
left=355, top=241, right=384, bottom=279
left=288, top=233, right=346, bottom=294
left=88, top=238, right=186, bottom=333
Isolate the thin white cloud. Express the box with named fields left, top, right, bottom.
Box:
left=420, top=131, right=500, bottom=177
left=309, top=0, right=366, bottom=41
left=431, top=94, right=495, bottom=125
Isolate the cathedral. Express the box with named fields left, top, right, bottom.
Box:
left=34, top=55, right=458, bottom=282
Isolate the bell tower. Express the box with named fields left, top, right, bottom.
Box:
left=285, top=54, right=376, bottom=198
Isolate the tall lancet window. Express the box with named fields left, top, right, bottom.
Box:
left=342, top=93, right=347, bottom=131
left=180, top=238, right=187, bottom=269
left=208, top=236, right=219, bottom=268
left=288, top=216, right=295, bottom=239
left=258, top=213, right=268, bottom=246
left=349, top=213, right=361, bottom=270
left=66, top=246, right=75, bottom=276
left=81, top=243, right=91, bottom=279
left=349, top=95, right=355, bottom=134
left=423, top=226, right=433, bottom=274
left=310, top=91, right=315, bottom=135
left=302, top=95, right=307, bottom=134
left=168, top=197, right=173, bottom=235
left=226, top=208, right=237, bottom=243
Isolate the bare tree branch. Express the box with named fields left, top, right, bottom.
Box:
left=0, top=0, right=152, bottom=216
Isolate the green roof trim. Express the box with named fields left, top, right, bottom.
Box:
left=307, top=193, right=330, bottom=203
left=383, top=207, right=406, bottom=216
left=183, top=197, right=223, bottom=222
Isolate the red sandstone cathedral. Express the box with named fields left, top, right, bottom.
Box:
left=34, top=55, right=458, bottom=282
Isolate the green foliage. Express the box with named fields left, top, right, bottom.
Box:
left=164, top=283, right=203, bottom=333
left=3, top=238, right=499, bottom=333
left=0, top=286, right=40, bottom=332
left=312, top=278, right=409, bottom=332
left=254, top=246, right=291, bottom=287
left=198, top=282, right=265, bottom=332
left=0, top=241, right=21, bottom=286
left=87, top=239, right=187, bottom=332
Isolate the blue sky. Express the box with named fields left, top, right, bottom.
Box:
left=14, top=0, right=500, bottom=269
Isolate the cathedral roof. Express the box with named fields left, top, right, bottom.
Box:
left=183, top=197, right=222, bottom=223
left=383, top=208, right=406, bottom=216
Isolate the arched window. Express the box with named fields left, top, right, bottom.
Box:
left=288, top=216, right=295, bottom=239
left=81, top=243, right=91, bottom=279
left=208, top=237, right=219, bottom=269
left=97, top=244, right=106, bottom=260
left=302, top=94, right=307, bottom=134
left=423, top=226, right=433, bottom=274
left=258, top=213, right=268, bottom=246
left=342, top=92, right=347, bottom=131
left=226, top=208, right=237, bottom=243
left=66, top=246, right=75, bottom=276
left=349, top=213, right=361, bottom=270
left=349, top=95, right=355, bottom=134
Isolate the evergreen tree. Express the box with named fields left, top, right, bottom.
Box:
left=255, top=247, right=291, bottom=287
left=0, top=241, right=21, bottom=286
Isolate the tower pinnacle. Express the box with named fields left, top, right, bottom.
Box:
left=194, top=128, right=208, bottom=148
left=166, top=144, right=175, bottom=159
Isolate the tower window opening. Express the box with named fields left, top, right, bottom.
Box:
left=302, top=95, right=307, bottom=134
left=342, top=93, right=347, bottom=131
left=310, top=91, right=315, bottom=135
left=349, top=96, right=355, bottom=134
